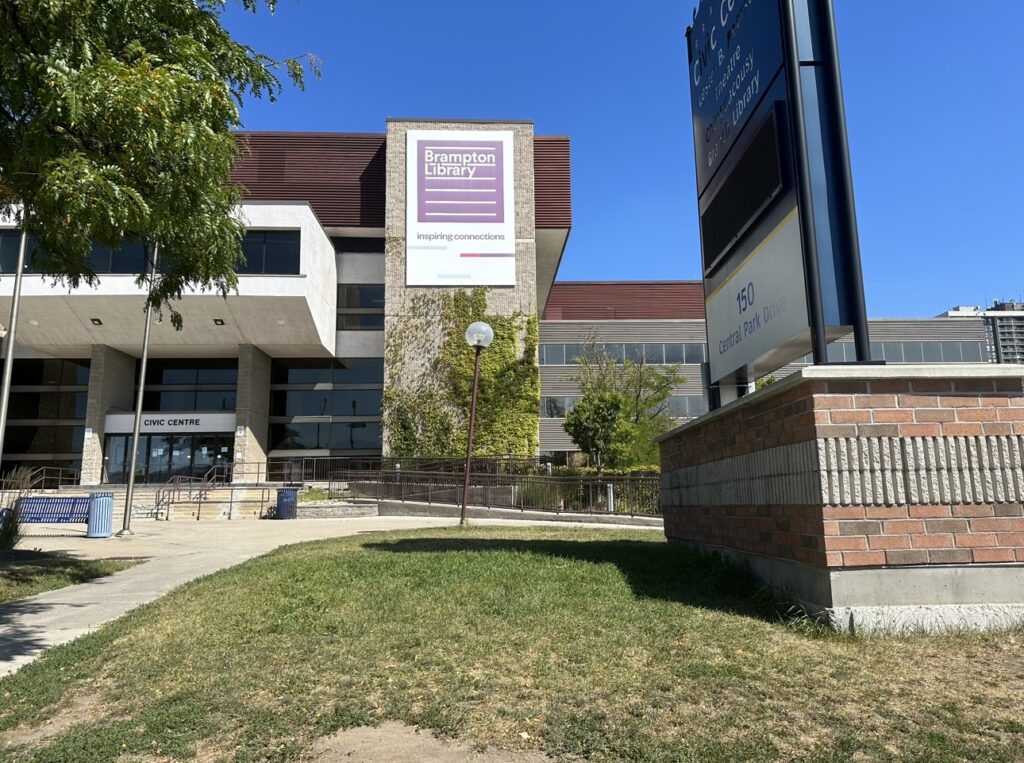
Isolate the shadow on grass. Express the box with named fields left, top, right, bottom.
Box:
left=362, top=536, right=783, bottom=623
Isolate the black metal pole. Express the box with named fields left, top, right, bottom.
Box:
left=781, top=0, right=829, bottom=365
left=820, top=0, right=871, bottom=362
left=460, top=345, right=483, bottom=526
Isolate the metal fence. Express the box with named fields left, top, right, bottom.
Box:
left=330, top=469, right=661, bottom=517
left=254, top=456, right=549, bottom=484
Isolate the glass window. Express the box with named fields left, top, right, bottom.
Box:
left=603, top=344, right=625, bottom=363
left=238, top=234, right=264, bottom=274
left=961, top=341, right=984, bottom=362
left=664, top=343, right=685, bottom=364
left=902, top=341, right=923, bottom=363
left=625, top=343, right=645, bottom=363
left=333, top=389, right=383, bottom=416
left=870, top=342, right=884, bottom=362
left=273, top=390, right=331, bottom=417
left=272, top=360, right=332, bottom=385
left=109, top=241, right=147, bottom=274
left=195, top=390, right=237, bottom=411
left=827, top=343, right=845, bottom=363
left=940, top=341, right=963, bottom=363
left=153, top=390, right=197, bottom=411
left=270, top=423, right=329, bottom=450
left=684, top=343, right=706, bottom=364
left=541, top=344, right=564, bottom=366
left=61, top=392, right=88, bottom=419
left=337, top=285, right=385, bottom=309
left=88, top=241, right=112, bottom=272
left=196, top=364, right=238, bottom=384
left=643, top=344, right=664, bottom=364
left=330, top=422, right=383, bottom=450
left=565, top=397, right=579, bottom=413
left=262, top=231, right=301, bottom=274
left=666, top=396, right=687, bottom=417
left=563, top=344, right=582, bottom=364
left=7, top=393, right=40, bottom=419
left=336, top=314, right=385, bottom=330
left=882, top=342, right=904, bottom=363
left=0, top=231, right=21, bottom=273
left=922, top=342, right=942, bottom=362
left=542, top=397, right=566, bottom=418
left=334, top=358, right=384, bottom=384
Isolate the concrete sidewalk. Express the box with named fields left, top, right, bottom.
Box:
left=1, top=517, right=658, bottom=678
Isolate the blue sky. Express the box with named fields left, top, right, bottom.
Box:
left=224, top=1, right=1024, bottom=318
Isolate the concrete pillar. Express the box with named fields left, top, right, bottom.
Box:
left=81, top=345, right=136, bottom=485
left=233, top=344, right=271, bottom=482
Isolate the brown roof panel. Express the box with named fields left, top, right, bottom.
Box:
left=232, top=132, right=572, bottom=231
left=542, top=281, right=706, bottom=320
left=534, top=136, right=571, bottom=229
left=232, top=132, right=386, bottom=228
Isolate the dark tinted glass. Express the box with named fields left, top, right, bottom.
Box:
left=922, top=342, right=942, bottom=362
left=272, top=390, right=332, bottom=417
left=155, top=390, right=197, bottom=411
left=903, top=341, right=924, bottom=363
left=604, top=344, right=625, bottom=363
left=333, top=389, right=383, bottom=416
left=625, top=343, right=644, bottom=363
left=882, top=342, right=904, bottom=363
left=110, top=241, right=147, bottom=273
left=7, top=393, right=40, bottom=419
left=644, top=344, right=664, bottom=364
left=270, top=423, right=329, bottom=450
left=238, top=234, right=263, bottom=274
left=195, top=390, right=236, bottom=411
left=563, top=344, right=582, bottom=364
left=337, top=285, right=386, bottom=309
left=542, top=397, right=566, bottom=417
left=196, top=365, right=238, bottom=384
left=336, top=314, right=385, bottom=330
left=330, top=422, right=382, bottom=450
left=333, top=359, right=384, bottom=384
left=542, top=345, right=564, bottom=365
left=664, top=343, right=685, bottom=364
left=0, top=231, right=21, bottom=273
left=263, top=231, right=301, bottom=274
left=684, top=343, right=706, bottom=364
left=941, top=342, right=962, bottom=362
left=961, top=341, right=984, bottom=362
left=88, top=241, right=112, bottom=272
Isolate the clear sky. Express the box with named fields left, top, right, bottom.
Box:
left=224, top=1, right=1024, bottom=318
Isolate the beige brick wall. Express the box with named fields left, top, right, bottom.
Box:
left=81, top=345, right=136, bottom=484
left=382, top=120, right=538, bottom=455
left=233, top=344, right=271, bottom=481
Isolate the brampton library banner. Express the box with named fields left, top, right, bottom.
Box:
left=405, top=129, right=516, bottom=286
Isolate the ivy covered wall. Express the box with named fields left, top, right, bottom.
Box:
left=383, top=287, right=540, bottom=457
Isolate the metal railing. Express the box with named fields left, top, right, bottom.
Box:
left=330, top=469, right=661, bottom=517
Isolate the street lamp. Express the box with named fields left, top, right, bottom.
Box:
left=460, top=321, right=494, bottom=526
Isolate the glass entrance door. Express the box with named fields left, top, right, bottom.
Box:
left=169, top=436, right=193, bottom=479
left=103, top=433, right=235, bottom=483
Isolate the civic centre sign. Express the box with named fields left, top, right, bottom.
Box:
left=405, top=129, right=516, bottom=286
left=105, top=412, right=237, bottom=435
left=686, top=0, right=870, bottom=392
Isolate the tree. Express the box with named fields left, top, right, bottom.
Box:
left=563, top=392, right=625, bottom=470
left=0, top=0, right=319, bottom=327
left=564, top=337, right=684, bottom=468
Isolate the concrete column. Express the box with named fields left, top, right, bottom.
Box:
left=81, top=345, right=136, bottom=485
left=233, top=345, right=271, bottom=482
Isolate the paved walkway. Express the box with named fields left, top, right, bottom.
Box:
left=0, top=517, right=654, bottom=678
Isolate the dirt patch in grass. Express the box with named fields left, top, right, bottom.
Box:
left=0, top=551, right=138, bottom=605
left=307, top=721, right=552, bottom=762
left=1, top=689, right=111, bottom=750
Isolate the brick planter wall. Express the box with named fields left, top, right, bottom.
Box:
left=658, top=366, right=1024, bottom=630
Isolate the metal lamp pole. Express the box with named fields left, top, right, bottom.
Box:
left=460, top=321, right=493, bottom=526
left=0, top=229, right=28, bottom=475
left=118, top=244, right=159, bottom=536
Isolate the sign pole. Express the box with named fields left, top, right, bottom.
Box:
left=118, top=243, right=158, bottom=536
left=0, top=229, right=28, bottom=475
left=780, top=0, right=829, bottom=366
left=820, top=0, right=871, bottom=362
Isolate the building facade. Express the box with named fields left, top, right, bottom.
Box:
left=0, top=120, right=571, bottom=482
left=538, top=282, right=1001, bottom=463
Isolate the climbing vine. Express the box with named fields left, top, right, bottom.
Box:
left=383, top=288, right=539, bottom=457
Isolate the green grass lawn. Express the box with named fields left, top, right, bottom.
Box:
left=0, top=527, right=1022, bottom=762
left=0, top=553, right=137, bottom=606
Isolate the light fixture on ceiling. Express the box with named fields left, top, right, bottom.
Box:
left=213, top=318, right=225, bottom=326
left=90, top=318, right=103, bottom=326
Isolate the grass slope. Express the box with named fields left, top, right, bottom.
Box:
left=0, top=527, right=1022, bottom=762
left=0, top=554, right=137, bottom=606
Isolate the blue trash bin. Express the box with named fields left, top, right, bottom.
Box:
left=275, top=488, right=299, bottom=519
left=87, top=492, right=114, bottom=538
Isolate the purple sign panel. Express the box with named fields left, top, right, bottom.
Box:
left=416, top=139, right=504, bottom=224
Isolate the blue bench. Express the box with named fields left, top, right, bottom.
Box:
left=4, top=496, right=91, bottom=524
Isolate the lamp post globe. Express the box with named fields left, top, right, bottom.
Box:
left=460, top=321, right=493, bottom=525
left=465, top=321, right=494, bottom=349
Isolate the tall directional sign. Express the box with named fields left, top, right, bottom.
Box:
left=686, top=0, right=870, bottom=398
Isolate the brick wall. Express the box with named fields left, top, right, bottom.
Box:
left=660, top=370, right=1024, bottom=570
